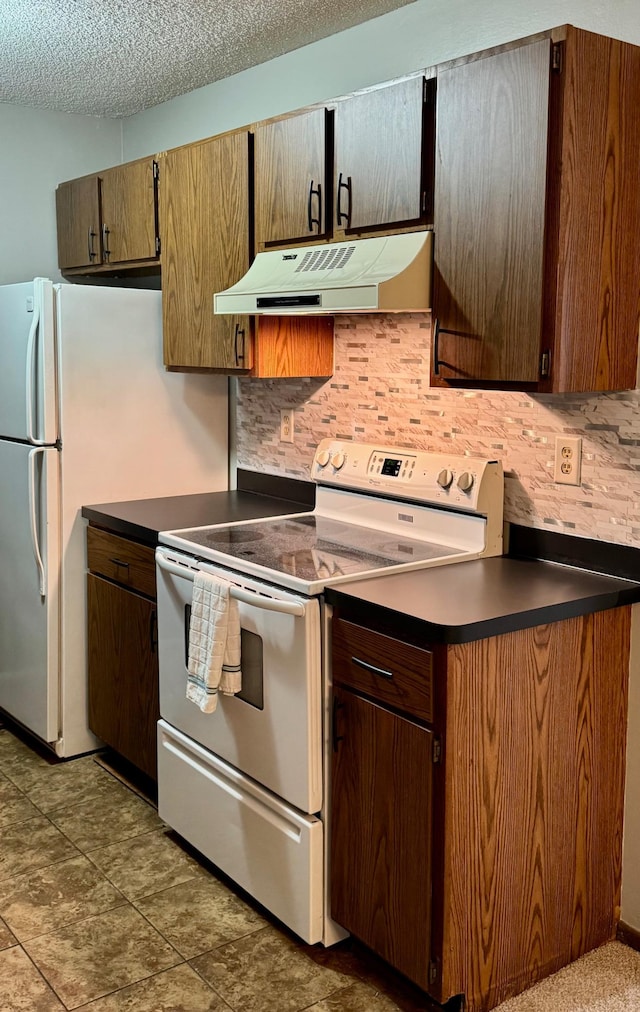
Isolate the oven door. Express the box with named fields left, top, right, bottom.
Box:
left=156, top=547, right=322, bottom=814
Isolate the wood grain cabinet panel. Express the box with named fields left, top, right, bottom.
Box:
left=330, top=606, right=631, bottom=1011
left=432, top=27, right=640, bottom=391
left=87, top=573, right=159, bottom=780
left=333, top=77, right=431, bottom=235
left=56, top=158, right=160, bottom=274
left=100, top=158, right=158, bottom=264
left=254, top=108, right=328, bottom=248
left=160, top=131, right=253, bottom=371
left=55, top=175, right=101, bottom=269
left=330, top=686, right=433, bottom=990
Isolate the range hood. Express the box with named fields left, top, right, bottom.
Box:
left=214, top=230, right=433, bottom=315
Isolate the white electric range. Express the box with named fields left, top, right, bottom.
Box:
left=155, top=439, right=504, bottom=946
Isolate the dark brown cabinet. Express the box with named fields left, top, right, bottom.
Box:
left=333, top=76, right=433, bottom=236
left=432, top=27, right=640, bottom=392
left=56, top=157, right=160, bottom=275
left=254, top=108, right=329, bottom=249
left=55, top=175, right=102, bottom=270
left=87, top=526, right=159, bottom=780
left=330, top=605, right=630, bottom=1011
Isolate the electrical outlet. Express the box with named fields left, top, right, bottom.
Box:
left=280, top=409, right=294, bottom=443
left=554, top=435, right=582, bottom=485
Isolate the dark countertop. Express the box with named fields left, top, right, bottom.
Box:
left=325, top=556, right=640, bottom=644
left=82, top=489, right=313, bottom=547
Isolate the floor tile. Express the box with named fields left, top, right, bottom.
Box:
left=87, top=827, right=206, bottom=900
left=75, top=963, right=232, bottom=1010
left=0, top=853, right=125, bottom=941
left=0, top=730, right=54, bottom=782
left=23, top=903, right=181, bottom=1009
left=14, top=756, right=120, bottom=813
left=0, top=775, right=41, bottom=828
left=135, top=875, right=265, bottom=958
left=49, top=782, right=163, bottom=852
left=306, top=980, right=407, bottom=1010
left=190, top=924, right=350, bottom=1012
left=0, top=945, right=65, bottom=1010
left=0, top=915, right=17, bottom=950
left=0, top=815, right=78, bottom=882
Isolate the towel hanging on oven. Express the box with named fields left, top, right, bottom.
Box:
left=186, top=571, right=242, bottom=713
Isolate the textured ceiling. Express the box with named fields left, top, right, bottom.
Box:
left=0, top=0, right=415, bottom=118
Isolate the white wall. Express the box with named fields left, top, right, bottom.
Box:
left=123, top=0, right=640, bottom=159
left=0, top=104, right=121, bottom=284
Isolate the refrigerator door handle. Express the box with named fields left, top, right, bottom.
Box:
left=25, top=299, right=46, bottom=446
left=28, top=448, right=47, bottom=598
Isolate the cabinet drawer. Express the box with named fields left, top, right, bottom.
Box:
left=87, top=527, right=156, bottom=598
left=331, top=617, right=433, bottom=722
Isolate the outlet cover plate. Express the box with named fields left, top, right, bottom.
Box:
left=554, top=435, right=582, bottom=485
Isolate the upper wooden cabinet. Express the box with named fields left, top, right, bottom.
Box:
left=432, top=27, right=640, bottom=392
left=56, top=156, right=160, bottom=274
left=254, top=108, right=329, bottom=249
left=100, top=160, right=158, bottom=264
left=56, top=175, right=102, bottom=270
left=160, top=131, right=253, bottom=372
left=333, top=77, right=433, bottom=236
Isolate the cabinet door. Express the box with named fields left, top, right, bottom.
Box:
left=56, top=176, right=101, bottom=269
left=100, top=158, right=158, bottom=264
left=161, top=133, right=252, bottom=370
left=432, top=39, right=551, bottom=384
left=331, top=687, right=433, bottom=989
left=87, top=574, right=159, bottom=780
left=334, top=77, right=430, bottom=233
left=254, top=108, right=327, bottom=247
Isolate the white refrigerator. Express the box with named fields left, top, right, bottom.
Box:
left=0, top=278, right=229, bottom=757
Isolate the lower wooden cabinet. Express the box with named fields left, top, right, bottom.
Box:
left=330, top=607, right=631, bottom=1011
left=87, top=527, right=159, bottom=780
left=331, top=687, right=433, bottom=989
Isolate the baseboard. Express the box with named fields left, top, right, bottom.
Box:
left=617, top=921, right=640, bottom=951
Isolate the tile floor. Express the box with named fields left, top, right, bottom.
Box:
left=0, top=721, right=450, bottom=1011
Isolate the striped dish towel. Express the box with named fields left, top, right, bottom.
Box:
left=186, top=571, right=242, bottom=713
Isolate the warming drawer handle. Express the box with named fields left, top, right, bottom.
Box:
left=156, top=552, right=307, bottom=617
left=352, top=656, right=393, bottom=680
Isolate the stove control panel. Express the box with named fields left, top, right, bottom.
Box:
left=312, top=438, right=503, bottom=515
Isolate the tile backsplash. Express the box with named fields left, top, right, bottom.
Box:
left=236, top=314, right=640, bottom=547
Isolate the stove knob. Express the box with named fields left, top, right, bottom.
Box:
left=316, top=449, right=331, bottom=468
left=331, top=451, right=346, bottom=470
left=457, top=471, right=474, bottom=493
left=437, top=468, right=454, bottom=489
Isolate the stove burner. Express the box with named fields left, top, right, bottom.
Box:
left=205, top=529, right=265, bottom=545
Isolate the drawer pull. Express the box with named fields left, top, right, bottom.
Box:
left=110, top=558, right=130, bottom=570
left=352, top=656, right=393, bottom=680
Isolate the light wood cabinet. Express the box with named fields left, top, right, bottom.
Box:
left=432, top=27, right=640, bottom=391
left=254, top=108, right=328, bottom=249
left=330, top=606, right=631, bottom=1011
left=160, top=131, right=253, bottom=371
left=333, top=77, right=433, bottom=236
left=56, top=157, right=160, bottom=274
left=87, top=527, right=159, bottom=781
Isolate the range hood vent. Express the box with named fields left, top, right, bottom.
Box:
left=214, top=230, right=433, bottom=316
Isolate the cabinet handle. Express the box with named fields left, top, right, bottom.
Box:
left=87, top=227, right=97, bottom=261
left=433, top=317, right=441, bottom=376
left=336, top=172, right=352, bottom=227
left=102, top=223, right=111, bottom=261
left=352, top=656, right=393, bottom=680
left=149, top=610, right=158, bottom=654
left=332, top=695, right=345, bottom=752
left=110, top=558, right=130, bottom=570
left=234, top=323, right=245, bottom=366
left=307, top=180, right=322, bottom=234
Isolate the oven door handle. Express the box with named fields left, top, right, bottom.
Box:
left=156, top=552, right=307, bottom=617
